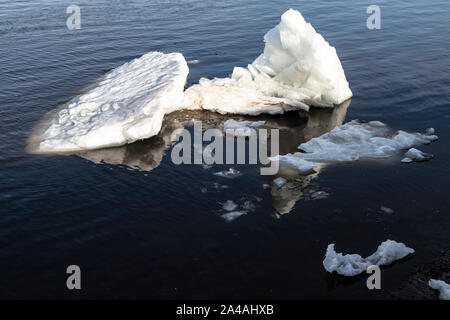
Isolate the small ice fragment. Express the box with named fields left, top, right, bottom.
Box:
left=221, top=211, right=247, bottom=222
left=273, top=177, right=287, bottom=188
left=187, top=59, right=200, bottom=64
left=402, top=148, right=433, bottom=162
left=323, top=240, right=414, bottom=276
left=201, top=188, right=207, bottom=193
left=401, top=157, right=413, bottom=163
left=223, top=119, right=265, bottom=137
left=222, top=200, right=238, bottom=212
left=429, top=279, right=450, bottom=300
left=379, top=206, right=394, bottom=214
left=214, top=168, right=242, bottom=178
left=262, top=184, right=270, bottom=189
left=269, top=154, right=316, bottom=174
left=425, top=128, right=435, bottom=135
left=311, top=191, right=329, bottom=200
left=242, top=200, right=256, bottom=212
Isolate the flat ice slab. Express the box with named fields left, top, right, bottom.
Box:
left=429, top=279, right=450, bottom=300
left=323, top=240, right=415, bottom=276
left=33, top=52, right=188, bottom=153
left=272, top=120, right=438, bottom=172
left=182, top=9, right=352, bottom=114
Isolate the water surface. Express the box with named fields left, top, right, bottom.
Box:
left=1, top=0, right=449, bottom=299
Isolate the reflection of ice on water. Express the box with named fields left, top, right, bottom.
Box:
left=268, top=100, right=350, bottom=215
left=76, top=100, right=351, bottom=217
left=270, top=163, right=328, bottom=216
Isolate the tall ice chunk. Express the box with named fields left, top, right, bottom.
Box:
left=183, top=9, right=352, bottom=113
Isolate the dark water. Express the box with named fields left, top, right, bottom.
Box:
left=1, top=0, right=450, bottom=299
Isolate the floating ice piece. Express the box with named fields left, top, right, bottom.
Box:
left=221, top=211, right=247, bottom=222
left=429, top=279, right=450, bottom=300
left=242, top=200, right=256, bottom=212
left=323, top=240, right=415, bottom=276
left=222, top=200, right=238, bottom=212
left=33, top=52, right=189, bottom=153
left=214, top=168, right=242, bottom=178
left=262, top=184, right=270, bottom=189
left=31, top=9, right=354, bottom=153
left=271, top=120, right=438, bottom=172
left=223, top=119, right=265, bottom=137
left=379, top=206, right=394, bottom=214
left=401, top=148, right=433, bottom=163
left=182, top=9, right=352, bottom=114
left=311, top=191, right=329, bottom=200
left=187, top=59, right=200, bottom=64
left=425, top=128, right=435, bottom=135
left=299, top=120, right=438, bottom=163
left=269, top=154, right=316, bottom=174
left=273, top=177, right=287, bottom=188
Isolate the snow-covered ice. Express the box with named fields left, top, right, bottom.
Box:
left=299, top=120, right=438, bottom=162
left=32, top=52, right=189, bottom=153
left=401, top=148, right=433, bottom=163
left=31, top=9, right=354, bottom=153
left=429, top=279, right=450, bottom=300
left=223, top=119, right=265, bottom=137
left=272, top=120, right=438, bottom=173
left=182, top=9, right=352, bottom=114
left=323, top=240, right=415, bottom=276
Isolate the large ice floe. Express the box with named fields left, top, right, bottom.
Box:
left=32, top=52, right=188, bottom=153
left=30, top=9, right=352, bottom=153
left=182, top=9, right=352, bottom=114
left=271, top=120, right=438, bottom=172
left=429, top=279, right=450, bottom=300
left=323, top=240, right=415, bottom=276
